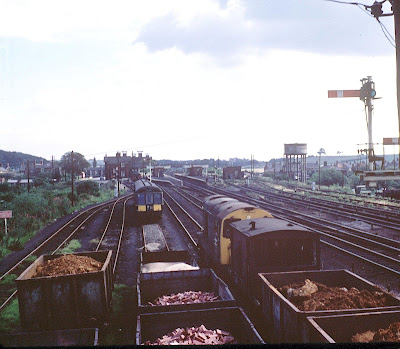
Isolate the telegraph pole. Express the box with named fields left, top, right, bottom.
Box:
left=117, top=152, right=120, bottom=197
left=71, top=151, right=74, bottom=206
left=27, top=160, right=30, bottom=193
left=52, top=155, right=54, bottom=187
left=370, top=0, right=400, bottom=165
left=393, top=0, right=400, bottom=166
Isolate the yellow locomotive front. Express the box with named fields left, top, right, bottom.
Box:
left=199, top=195, right=272, bottom=266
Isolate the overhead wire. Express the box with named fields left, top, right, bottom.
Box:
left=323, top=0, right=368, bottom=5
left=323, top=0, right=396, bottom=49
left=377, top=18, right=396, bottom=47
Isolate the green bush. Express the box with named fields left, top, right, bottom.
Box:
left=263, top=172, right=289, bottom=181
left=0, top=299, right=20, bottom=333
left=308, top=168, right=344, bottom=187
left=0, top=184, right=114, bottom=260
left=76, top=181, right=99, bottom=196
left=0, top=183, right=17, bottom=202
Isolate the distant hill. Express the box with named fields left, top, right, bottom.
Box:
left=0, top=150, right=46, bottom=169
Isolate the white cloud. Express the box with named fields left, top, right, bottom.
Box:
left=0, top=0, right=398, bottom=162
left=136, top=0, right=395, bottom=60
left=0, top=0, right=220, bottom=43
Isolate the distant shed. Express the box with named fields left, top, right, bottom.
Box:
left=223, top=166, right=242, bottom=180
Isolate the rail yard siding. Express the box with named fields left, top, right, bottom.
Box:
left=15, top=250, right=113, bottom=331
left=259, top=269, right=400, bottom=343
left=137, top=268, right=235, bottom=314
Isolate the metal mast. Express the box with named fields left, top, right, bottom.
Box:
left=360, top=76, right=377, bottom=170
left=328, top=76, right=377, bottom=169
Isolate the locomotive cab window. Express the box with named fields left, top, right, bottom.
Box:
left=146, top=192, right=154, bottom=204
left=154, top=192, right=162, bottom=204
left=137, top=193, right=145, bottom=205
left=223, top=218, right=240, bottom=238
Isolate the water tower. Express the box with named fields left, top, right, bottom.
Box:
left=284, top=143, right=307, bottom=182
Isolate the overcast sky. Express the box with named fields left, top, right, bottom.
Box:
left=0, top=0, right=398, bottom=161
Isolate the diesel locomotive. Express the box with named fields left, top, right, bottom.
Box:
left=198, top=194, right=321, bottom=301
left=133, top=179, right=164, bottom=219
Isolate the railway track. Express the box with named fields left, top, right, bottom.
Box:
left=175, top=179, right=400, bottom=293
left=246, top=185, right=400, bottom=228
left=0, top=194, right=133, bottom=312
left=256, top=180, right=400, bottom=213
left=95, top=195, right=133, bottom=274
left=162, top=188, right=202, bottom=248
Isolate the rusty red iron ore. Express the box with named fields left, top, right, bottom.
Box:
left=32, top=254, right=103, bottom=278
left=148, top=291, right=219, bottom=306
left=143, top=324, right=235, bottom=345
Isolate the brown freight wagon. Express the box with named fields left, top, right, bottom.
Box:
left=16, top=250, right=113, bottom=331
left=136, top=306, right=264, bottom=345
left=307, top=310, right=400, bottom=343
left=259, top=269, right=400, bottom=343
left=137, top=268, right=235, bottom=314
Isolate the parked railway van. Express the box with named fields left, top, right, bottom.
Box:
left=199, top=194, right=273, bottom=266
left=134, top=179, right=163, bottom=219
left=229, top=217, right=321, bottom=295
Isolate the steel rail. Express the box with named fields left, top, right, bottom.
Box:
left=321, top=240, right=400, bottom=277
left=172, top=187, right=203, bottom=209
left=0, top=196, right=126, bottom=311
left=0, top=199, right=117, bottom=282
left=52, top=204, right=113, bottom=254
left=253, top=181, right=400, bottom=216
left=163, top=200, right=198, bottom=248
left=163, top=190, right=203, bottom=231
left=264, top=180, right=400, bottom=210
left=95, top=195, right=130, bottom=251
left=112, top=196, right=134, bottom=274
left=248, top=186, right=400, bottom=229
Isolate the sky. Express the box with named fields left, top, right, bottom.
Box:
left=0, top=0, right=398, bottom=162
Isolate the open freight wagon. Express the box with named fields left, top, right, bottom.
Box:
left=137, top=268, right=235, bottom=313
left=136, top=306, right=264, bottom=345
left=307, top=310, right=400, bottom=343
left=259, top=269, right=400, bottom=343
left=15, top=250, right=113, bottom=331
